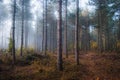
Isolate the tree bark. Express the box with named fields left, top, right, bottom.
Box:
left=42, top=0, right=45, bottom=53
left=12, top=0, right=16, bottom=65
left=98, top=10, right=103, bottom=53
left=20, top=0, right=24, bottom=56
left=75, top=0, right=79, bottom=65
left=64, top=0, right=68, bottom=58
left=44, top=0, right=47, bottom=55
left=57, top=0, right=63, bottom=71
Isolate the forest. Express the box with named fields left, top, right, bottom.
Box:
left=0, top=0, right=120, bottom=80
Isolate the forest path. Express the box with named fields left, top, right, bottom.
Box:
left=80, top=52, right=100, bottom=79
left=79, top=52, right=120, bottom=80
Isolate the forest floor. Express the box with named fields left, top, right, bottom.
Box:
left=0, top=52, right=120, bottom=80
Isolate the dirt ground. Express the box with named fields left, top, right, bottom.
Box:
left=0, top=52, right=120, bottom=80
left=79, top=52, right=120, bottom=80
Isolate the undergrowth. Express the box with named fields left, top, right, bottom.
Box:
left=0, top=52, right=120, bottom=80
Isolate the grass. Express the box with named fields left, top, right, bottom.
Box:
left=0, top=52, right=120, bottom=80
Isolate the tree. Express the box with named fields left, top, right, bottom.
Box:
left=64, top=0, right=68, bottom=58
left=24, top=0, right=31, bottom=49
left=75, top=0, right=79, bottom=65
left=44, top=0, right=47, bottom=55
left=90, top=0, right=108, bottom=52
left=20, top=0, right=24, bottom=56
left=57, top=0, right=63, bottom=71
left=12, top=0, right=16, bottom=65
left=42, top=0, right=45, bottom=53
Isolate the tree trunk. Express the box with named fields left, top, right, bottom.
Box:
left=64, top=0, right=68, bottom=58
left=24, top=25, right=28, bottom=48
left=20, top=0, right=24, bottom=56
left=118, top=13, right=120, bottom=41
left=42, top=0, right=45, bottom=53
left=12, top=0, right=16, bottom=65
left=75, top=0, right=79, bottom=65
left=98, top=10, right=103, bottom=53
left=24, top=5, right=28, bottom=49
left=57, top=0, right=63, bottom=71
left=44, top=0, right=47, bottom=55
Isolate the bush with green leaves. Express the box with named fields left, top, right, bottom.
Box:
left=8, top=38, right=13, bottom=53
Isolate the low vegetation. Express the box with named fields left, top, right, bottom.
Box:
left=0, top=52, right=120, bottom=80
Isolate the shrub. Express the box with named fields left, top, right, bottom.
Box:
left=117, top=41, right=120, bottom=49
left=0, top=54, right=12, bottom=65
left=116, top=41, right=120, bottom=52
left=90, top=41, right=98, bottom=50
left=8, top=38, right=13, bottom=53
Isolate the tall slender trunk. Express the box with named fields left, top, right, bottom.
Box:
left=50, top=25, right=52, bottom=52
left=20, top=0, right=24, bottom=56
left=25, top=25, right=28, bottom=48
left=64, top=0, right=68, bottom=58
left=24, top=5, right=28, bottom=49
left=86, top=16, right=90, bottom=51
left=75, top=0, right=79, bottom=65
left=52, top=24, right=54, bottom=53
left=57, top=0, right=63, bottom=71
left=118, top=12, right=120, bottom=41
left=42, top=0, right=44, bottom=53
left=98, top=10, right=103, bottom=53
left=117, top=12, right=120, bottom=51
left=12, top=0, right=16, bottom=65
left=44, top=0, right=47, bottom=55
left=53, top=23, right=56, bottom=52
left=103, top=1, right=109, bottom=51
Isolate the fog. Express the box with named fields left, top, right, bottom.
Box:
left=0, top=0, right=89, bottom=50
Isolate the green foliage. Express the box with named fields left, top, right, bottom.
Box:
left=16, top=47, right=35, bottom=56
left=8, top=38, right=13, bottom=53
left=15, top=53, right=45, bottom=66
left=26, top=47, right=34, bottom=54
